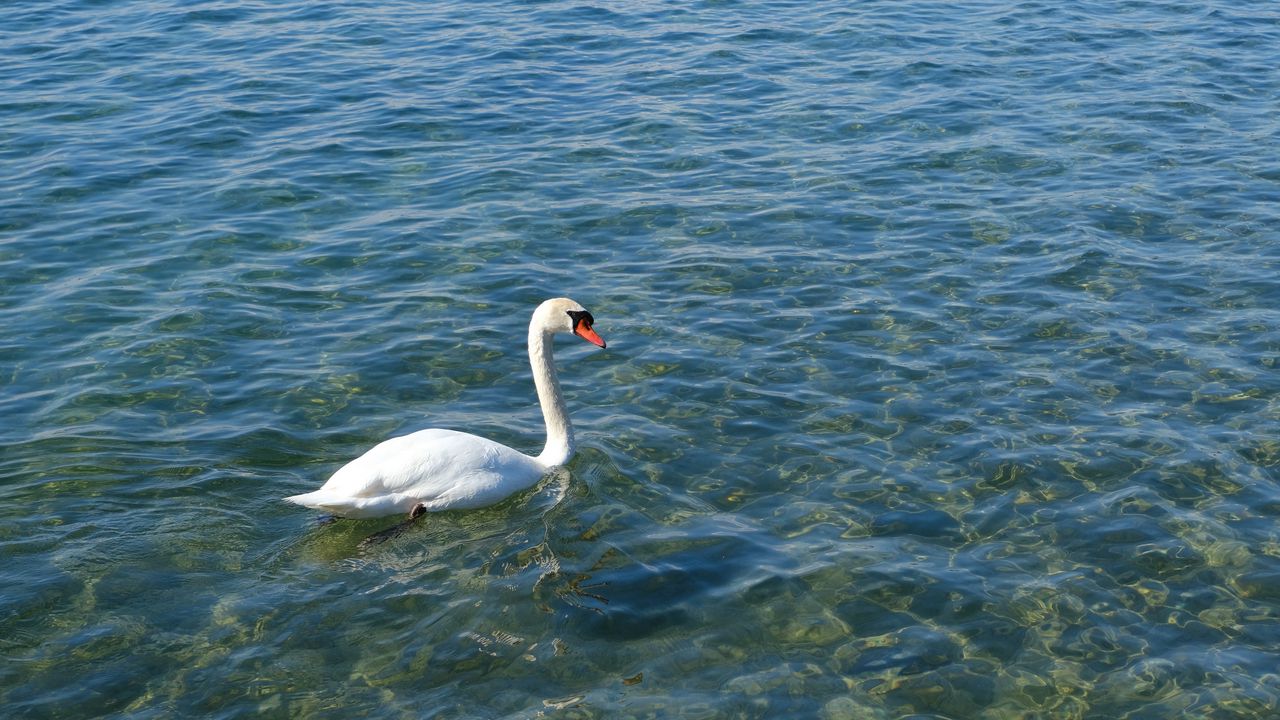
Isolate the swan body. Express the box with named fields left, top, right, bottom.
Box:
left=285, top=298, right=605, bottom=519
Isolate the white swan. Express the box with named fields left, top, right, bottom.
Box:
left=285, top=298, right=606, bottom=519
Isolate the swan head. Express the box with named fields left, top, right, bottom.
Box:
left=534, top=298, right=606, bottom=348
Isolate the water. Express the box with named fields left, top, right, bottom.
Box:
left=3, top=0, right=1280, bottom=716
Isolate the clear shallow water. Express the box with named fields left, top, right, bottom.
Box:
left=3, top=0, right=1280, bottom=716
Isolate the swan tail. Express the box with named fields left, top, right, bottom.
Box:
left=284, top=491, right=349, bottom=514
left=284, top=490, right=417, bottom=519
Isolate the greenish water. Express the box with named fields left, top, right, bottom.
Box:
left=3, top=0, right=1280, bottom=717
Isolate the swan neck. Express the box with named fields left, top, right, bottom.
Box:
left=529, top=324, right=573, bottom=466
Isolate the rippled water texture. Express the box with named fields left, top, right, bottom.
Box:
left=4, top=0, right=1280, bottom=717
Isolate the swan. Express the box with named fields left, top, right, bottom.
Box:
left=285, top=297, right=606, bottom=520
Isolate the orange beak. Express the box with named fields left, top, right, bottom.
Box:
left=574, top=322, right=606, bottom=348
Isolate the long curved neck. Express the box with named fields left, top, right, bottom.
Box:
left=529, top=322, right=574, bottom=466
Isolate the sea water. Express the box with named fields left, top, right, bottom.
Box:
left=3, top=1, right=1280, bottom=717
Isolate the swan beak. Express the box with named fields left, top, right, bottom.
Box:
left=575, top=324, right=606, bottom=348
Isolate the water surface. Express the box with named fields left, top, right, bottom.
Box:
left=3, top=0, right=1280, bottom=717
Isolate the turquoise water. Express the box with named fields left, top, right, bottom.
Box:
left=3, top=0, right=1280, bottom=716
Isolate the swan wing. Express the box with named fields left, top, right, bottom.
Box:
left=285, top=429, right=546, bottom=518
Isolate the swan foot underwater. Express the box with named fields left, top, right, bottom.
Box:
left=285, top=298, right=606, bottom=539
left=359, top=504, right=430, bottom=547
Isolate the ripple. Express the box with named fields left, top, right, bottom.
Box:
left=3, top=0, right=1280, bottom=716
